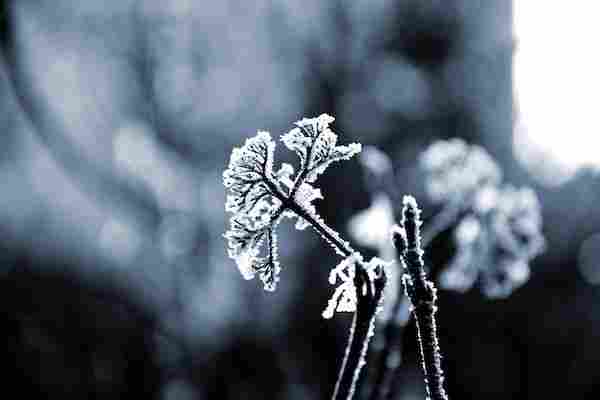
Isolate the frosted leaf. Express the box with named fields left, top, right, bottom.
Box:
left=322, top=255, right=390, bottom=319
left=224, top=115, right=361, bottom=294
left=224, top=204, right=284, bottom=290
left=254, top=229, right=282, bottom=292
left=278, top=179, right=323, bottom=231
left=276, top=163, right=295, bottom=191
left=328, top=253, right=361, bottom=285
left=281, top=114, right=361, bottom=183
left=323, top=254, right=360, bottom=319
left=235, top=246, right=260, bottom=280
left=292, top=182, right=323, bottom=230
left=223, top=131, right=278, bottom=214
left=223, top=130, right=288, bottom=290
left=275, top=161, right=324, bottom=231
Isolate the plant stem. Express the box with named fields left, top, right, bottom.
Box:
left=393, top=197, right=449, bottom=400
left=286, top=200, right=355, bottom=257
left=366, top=295, right=411, bottom=400
left=332, top=263, right=386, bottom=400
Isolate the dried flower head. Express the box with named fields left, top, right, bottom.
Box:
left=223, top=114, right=361, bottom=293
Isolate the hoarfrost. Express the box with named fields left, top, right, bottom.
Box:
left=281, top=114, right=361, bottom=184
left=322, top=254, right=390, bottom=319
left=223, top=115, right=361, bottom=293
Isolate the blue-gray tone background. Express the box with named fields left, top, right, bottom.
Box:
left=1, top=1, right=600, bottom=399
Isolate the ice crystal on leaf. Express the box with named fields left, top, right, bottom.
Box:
left=223, top=115, right=361, bottom=294
left=281, top=114, right=361, bottom=184
left=224, top=131, right=277, bottom=214
left=224, top=211, right=283, bottom=292
left=223, top=131, right=285, bottom=291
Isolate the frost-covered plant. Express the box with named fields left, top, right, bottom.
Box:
left=420, top=138, right=546, bottom=298
left=223, top=114, right=389, bottom=400
left=223, top=114, right=361, bottom=292
left=439, top=185, right=546, bottom=298
left=347, top=142, right=545, bottom=400
left=419, top=138, right=502, bottom=247
left=331, top=256, right=387, bottom=400
left=348, top=147, right=411, bottom=400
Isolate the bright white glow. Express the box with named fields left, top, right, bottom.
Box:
left=514, top=3, right=600, bottom=182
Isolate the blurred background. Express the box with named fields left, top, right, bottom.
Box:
left=2, top=0, right=600, bottom=399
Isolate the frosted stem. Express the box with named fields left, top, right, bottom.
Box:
left=393, top=197, right=449, bottom=400
left=366, top=295, right=411, bottom=400
left=287, top=200, right=355, bottom=257
left=332, top=264, right=386, bottom=400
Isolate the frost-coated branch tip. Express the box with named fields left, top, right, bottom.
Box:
left=402, top=194, right=419, bottom=210
left=394, top=196, right=449, bottom=400
left=400, top=195, right=423, bottom=253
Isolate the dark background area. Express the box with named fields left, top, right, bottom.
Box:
left=2, top=1, right=600, bottom=399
